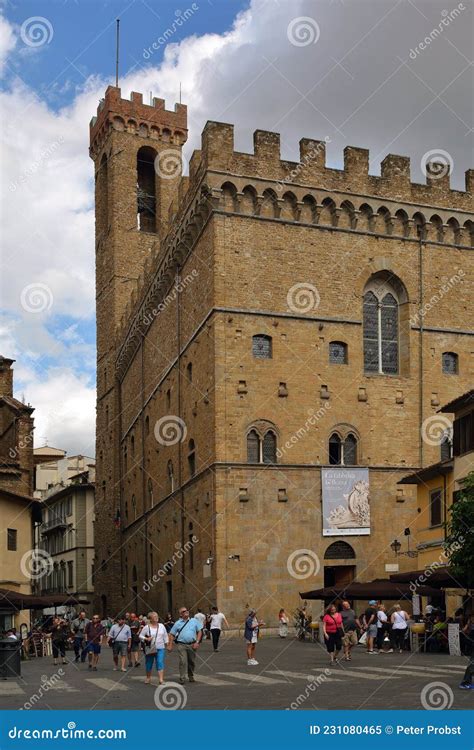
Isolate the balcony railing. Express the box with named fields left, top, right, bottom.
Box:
left=41, top=515, right=68, bottom=533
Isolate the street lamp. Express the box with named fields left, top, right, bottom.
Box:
left=390, top=539, right=402, bottom=555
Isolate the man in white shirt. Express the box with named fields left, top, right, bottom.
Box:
left=209, top=606, right=229, bottom=652
left=107, top=616, right=132, bottom=672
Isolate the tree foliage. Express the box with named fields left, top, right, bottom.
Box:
left=445, top=470, right=474, bottom=589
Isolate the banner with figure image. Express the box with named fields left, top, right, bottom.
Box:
left=322, top=468, right=370, bottom=536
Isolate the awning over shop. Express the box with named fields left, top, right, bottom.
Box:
left=0, top=589, right=90, bottom=611
left=300, top=578, right=441, bottom=601
left=390, top=568, right=470, bottom=589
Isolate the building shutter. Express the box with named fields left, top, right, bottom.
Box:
left=363, top=292, right=379, bottom=372
left=429, top=489, right=442, bottom=527
left=381, top=293, right=398, bottom=374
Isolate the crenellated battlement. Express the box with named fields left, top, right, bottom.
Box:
left=89, top=85, right=187, bottom=156
left=196, top=121, right=473, bottom=211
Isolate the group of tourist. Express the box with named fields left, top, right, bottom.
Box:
left=322, top=600, right=410, bottom=665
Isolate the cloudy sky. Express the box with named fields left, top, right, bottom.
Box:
left=0, top=0, right=472, bottom=455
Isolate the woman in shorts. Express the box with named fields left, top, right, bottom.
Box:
left=244, top=609, right=261, bottom=666
left=322, top=604, right=344, bottom=665
left=139, top=611, right=168, bottom=685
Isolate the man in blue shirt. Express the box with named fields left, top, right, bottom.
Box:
left=168, top=607, right=203, bottom=684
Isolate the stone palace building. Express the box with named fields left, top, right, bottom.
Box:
left=90, top=85, right=473, bottom=623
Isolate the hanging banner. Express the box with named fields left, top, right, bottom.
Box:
left=322, top=468, right=370, bottom=536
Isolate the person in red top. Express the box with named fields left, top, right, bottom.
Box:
left=322, top=604, right=344, bottom=665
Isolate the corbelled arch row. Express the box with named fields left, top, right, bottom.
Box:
left=217, top=179, right=474, bottom=247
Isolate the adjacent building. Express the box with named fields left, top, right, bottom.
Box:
left=90, top=86, right=473, bottom=623
left=398, top=389, right=474, bottom=615
left=0, top=357, right=41, bottom=630
left=35, top=450, right=95, bottom=603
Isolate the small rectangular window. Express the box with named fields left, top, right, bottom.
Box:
left=7, top=528, right=17, bottom=551
left=429, top=489, right=442, bottom=527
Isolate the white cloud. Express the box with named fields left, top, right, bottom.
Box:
left=0, top=0, right=472, bottom=454
left=0, top=13, right=15, bottom=74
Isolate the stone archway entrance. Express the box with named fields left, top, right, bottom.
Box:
left=323, top=541, right=356, bottom=588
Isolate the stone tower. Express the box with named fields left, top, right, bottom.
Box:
left=89, top=86, right=187, bottom=615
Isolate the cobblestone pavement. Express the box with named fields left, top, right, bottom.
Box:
left=2, top=636, right=471, bottom=710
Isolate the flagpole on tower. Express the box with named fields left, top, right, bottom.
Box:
left=115, top=18, right=120, bottom=88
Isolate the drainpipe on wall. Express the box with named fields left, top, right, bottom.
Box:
left=418, top=225, right=424, bottom=468
left=176, top=267, right=185, bottom=584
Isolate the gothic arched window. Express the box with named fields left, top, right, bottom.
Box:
left=247, top=425, right=278, bottom=464
left=363, top=283, right=399, bottom=375
left=188, top=439, right=196, bottom=477
left=329, top=432, right=359, bottom=466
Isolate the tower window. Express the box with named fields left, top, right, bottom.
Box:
left=247, top=430, right=260, bottom=463
left=137, top=147, right=157, bottom=233
left=329, top=341, right=348, bottom=364
left=252, top=334, right=272, bottom=359
left=167, top=460, right=174, bottom=493
left=187, top=362, right=193, bottom=382
left=442, top=352, right=458, bottom=375
left=429, top=489, right=442, bottom=527
left=440, top=434, right=452, bottom=461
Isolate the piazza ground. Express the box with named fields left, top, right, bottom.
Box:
left=1, top=636, right=471, bottom=711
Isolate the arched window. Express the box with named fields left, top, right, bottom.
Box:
left=252, top=334, right=272, bottom=359
left=137, top=146, right=157, bottom=232
left=247, top=430, right=260, bottom=463
left=363, top=281, right=399, bottom=375
left=329, top=341, right=348, bottom=364
left=442, top=352, right=458, bottom=375
left=186, top=362, right=193, bottom=382
left=344, top=434, right=357, bottom=466
left=145, top=415, right=150, bottom=435
left=247, top=426, right=278, bottom=464
left=262, top=431, right=277, bottom=464
left=167, top=460, right=174, bottom=493
left=130, top=435, right=135, bottom=456
left=188, top=439, right=196, bottom=477
left=329, top=432, right=358, bottom=466
left=329, top=433, right=342, bottom=465
left=324, top=541, right=356, bottom=559
left=123, top=445, right=127, bottom=471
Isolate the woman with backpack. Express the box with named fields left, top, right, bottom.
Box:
left=139, top=611, right=169, bottom=685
